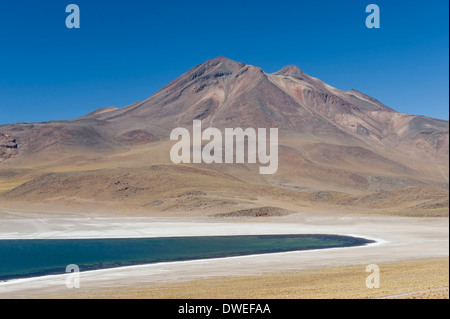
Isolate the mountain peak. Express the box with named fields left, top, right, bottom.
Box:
left=199, top=56, right=246, bottom=74
left=274, top=65, right=308, bottom=80
left=208, top=56, right=234, bottom=63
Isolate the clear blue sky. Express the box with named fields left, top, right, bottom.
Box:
left=0, top=0, right=448, bottom=124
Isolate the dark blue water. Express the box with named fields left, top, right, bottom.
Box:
left=0, top=234, right=373, bottom=281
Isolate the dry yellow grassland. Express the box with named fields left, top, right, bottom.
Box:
left=53, top=258, right=449, bottom=299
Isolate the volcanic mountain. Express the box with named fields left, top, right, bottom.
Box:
left=0, top=57, right=448, bottom=216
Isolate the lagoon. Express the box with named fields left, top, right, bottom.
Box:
left=0, top=234, right=373, bottom=281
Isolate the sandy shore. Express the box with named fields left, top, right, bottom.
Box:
left=0, top=211, right=448, bottom=298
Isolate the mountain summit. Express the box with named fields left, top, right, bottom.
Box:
left=274, top=65, right=309, bottom=79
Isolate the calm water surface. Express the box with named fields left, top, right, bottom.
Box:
left=0, top=234, right=374, bottom=281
